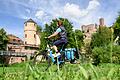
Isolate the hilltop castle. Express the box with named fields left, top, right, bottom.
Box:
left=81, top=18, right=105, bottom=53
left=82, top=18, right=105, bottom=40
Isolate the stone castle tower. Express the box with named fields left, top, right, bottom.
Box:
left=24, top=19, right=40, bottom=46
left=99, top=18, right=105, bottom=27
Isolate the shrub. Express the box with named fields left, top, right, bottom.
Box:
left=92, top=46, right=110, bottom=64
left=92, top=45, right=120, bottom=64
left=112, top=45, right=120, bottom=64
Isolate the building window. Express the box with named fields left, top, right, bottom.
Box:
left=13, top=39, right=16, bottom=42
left=87, top=29, right=89, bottom=32
left=25, top=34, right=27, bottom=38
left=18, top=40, right=20, bottom=42
left=25, top=23, right=27, bottom=26
left=25, top=41, right=27, bottom=44
left=34, top=34, right=36, bottom=38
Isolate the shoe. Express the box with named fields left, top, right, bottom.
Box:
left=55, top=53, right=61, bottom=57
left=71, top=60, right=80, bottom=64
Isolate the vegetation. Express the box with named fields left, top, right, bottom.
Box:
left=90, top=27, right=112, bottom=49
left=1, top=14, right=120, bottom=80
left=0, top=28, right=8, bottom=50
left=0, top=62, right=120, bottom=80
left=36, top=25, right=42, bottom=33
left=113, top=13, right=120, bottom=45
left=74, top=30, right=84, bottom=50
left=90, top=13, right=120, bottom=65
left=0, top=28, right=8, bottom=65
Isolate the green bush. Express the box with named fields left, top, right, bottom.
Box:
left=92, top=45, right=120, bottom=64
left=92, top=46, right=110, bottom=64
left=112, top=46, right=120, bottom=64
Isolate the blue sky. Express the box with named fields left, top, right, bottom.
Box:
left=0, top=0, right=120, bottom=39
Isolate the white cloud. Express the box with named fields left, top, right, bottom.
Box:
left=87, top=0, right=100, bottom=10
left=2, top=0, right=120, bottom=39
left=63, top=0, right=100, bottom=18
left=35, top=10, right=45, bottom=19
left=1, top=0, right=101, bottom=28
left=55, top=0, right=100, bottom=28
left=63, top=3, right=88, bottom=18
left=26, top=9, right=31, bottom=14
left=5, top=0, right=100, bottom=27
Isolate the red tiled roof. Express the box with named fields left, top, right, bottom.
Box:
left=7, top=34, right=23, bottom=44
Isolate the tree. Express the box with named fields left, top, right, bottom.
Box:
left=90, top=27, right=112, bottom=49
left=36, top=25, right=42, bottom=33
left=74, top=30, right=84, bottom=50
left=90, top=27, right=113, bottom=64
left=0, top=28, right=8, bottom=50
left=113, top=13, right=120, bottom=45
left=39, top=31, right=47, bottom=51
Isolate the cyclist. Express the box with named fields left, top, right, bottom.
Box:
left=47, top=20, right=68, bottom=57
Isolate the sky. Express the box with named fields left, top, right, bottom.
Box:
left=0, top=0, right=120, bottom=39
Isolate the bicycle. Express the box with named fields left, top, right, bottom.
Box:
left=32, top=38, right=79, bottom=71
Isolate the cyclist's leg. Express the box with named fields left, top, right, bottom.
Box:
left=53, top=38, right=67, bottom=57
left=52, top=45, right=58, bottom=53
left=52, top=39, right=62, bottom=57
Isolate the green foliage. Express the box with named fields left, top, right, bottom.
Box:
left=0, top=28, right=8, bottom=50
left=90, top=27, right=112, bottom=49
left=112, top=45, right=120, bottom=64
left=0, top=28, right=8, bottom=64
left=88, top=27, right=112, bottom=61
left=74, top=30, right=84, bottom=50
left=0, top=63, right=120, bottom=80
left=39, top=32, right=47, bottom=50
left=90, top=13, right=120, bottom=65
left=0, top=56, right=6, bottom=66
left=36, top=25, right=42, bottom=33
left=113, top=14, right=120, bottom=45
left=92, top=45, right=120, bottom=64
left=92, top=46, right=111, bottom=63
left=78, top=65, right=88, bottom=79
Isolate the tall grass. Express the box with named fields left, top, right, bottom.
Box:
left=0, top=62, right=120, bottom=80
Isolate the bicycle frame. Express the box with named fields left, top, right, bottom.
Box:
left=46, top=43, right=77, bottom=65
left=46, top=44, right=65, bottom=65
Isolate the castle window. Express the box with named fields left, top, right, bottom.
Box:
left=25, top=34, right=27, bottom=38
left=87, top=29, right=89, bottom=32
left=34, top=34, right=36, bottom=38
left=25, top=23, right=27, bottom=26
left=18, top=40, right=21, bottom=44
left=13, top=39, right=16, bottom=42
left=25, top=41, right=27, bottom=44
left=18, top=40, right=20, bottom=42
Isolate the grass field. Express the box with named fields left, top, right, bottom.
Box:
left=0, top=61, right=120, bottom=80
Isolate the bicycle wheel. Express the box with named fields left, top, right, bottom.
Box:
left=59, top=51, right=65, bottom=67
left=32, top=51, right=52, bottom=71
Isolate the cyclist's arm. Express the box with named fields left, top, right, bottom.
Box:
left=48, top=28, right=61, bottom=38
left=48, top=32, right=59, bottom=38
